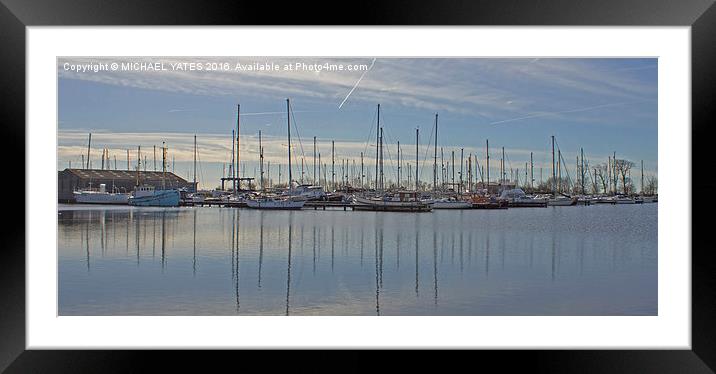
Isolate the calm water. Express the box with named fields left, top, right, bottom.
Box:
left=58, top=204, right=657, bottom=315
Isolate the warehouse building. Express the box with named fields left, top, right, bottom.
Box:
left=58, top=168, right=197, bottom=202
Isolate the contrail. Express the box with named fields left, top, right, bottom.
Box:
left=489, top=101, right=637, bottom=126
left=338, top=58, right=376, bottom=109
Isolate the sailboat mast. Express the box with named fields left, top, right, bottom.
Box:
left=136, top=145, right=141, bottom=186
left=259, top=130, right=264, bottom=190
left=86, top=133, right=92, bottom=169
left=379, top=129, right=384, bottom=191
left=287, top=98, right=292, bottom=192
left=433, top=113, right=438, bottom=191
left=162, top=142, right=166, bottom=190
left=360, top=152, right=364, bottom=189
left=193, top=134, right=197, bottom=190
left=375, top=104, right=380, bottom=191
left=313, top=136, right=316, bottom=185
left=397, top=141, right=401, bottom=188
left=236, top=104, right=240, bottom=196
left=486, top=139, right=490, bottom=192
left=530, top=152, right=534, bottom=190
left=551, top=135, right=556, bottom=195
left=415, top=127, right=419, bottom=191
left=460, top=148, right=464, bottom=193
left=580, top=147, right=585, bottom=193
left=501, top=146, right=505, bottom=185
left=558, top=149, right=562, bottom=193
left=231, top=130, right=236, bottom=193
left=332, top=140, right=335, bottom=190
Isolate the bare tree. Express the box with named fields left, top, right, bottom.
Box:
left=593, top=164, right=608, bottom=194
left=644, top=175, right=658, bottom=195
left=614, top=159, right=635, bottom=194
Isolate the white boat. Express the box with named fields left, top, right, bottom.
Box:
left=547, top=195, right=577, bottom=206
left=614, top=195, right=636, bottom=204
left=287, top=183, right=327, bottom=201
left=353, top=191, right=433, bottom=212
left=246, top=196, right=305, bottom=210
left=73, top=183, right=130, bottom=205
left=500, top=188, right=548, bottom=207
left=128, top=185, right=181, bottom=207
left=431, top=197, right=473, bottom=209
left=593, top=196, right=617, bottom=204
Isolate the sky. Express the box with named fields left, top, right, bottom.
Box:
left=57, top=57, right=657, bottom=189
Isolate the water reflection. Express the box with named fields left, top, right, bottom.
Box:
left=285, top=212, right=293, bottom=315
left=58, top=205, right=658, bottom=316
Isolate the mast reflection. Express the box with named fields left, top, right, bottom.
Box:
left=285, top=212, right=293, bottom=316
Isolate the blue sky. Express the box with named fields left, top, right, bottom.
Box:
left=58, top=57, right=657, bottom=189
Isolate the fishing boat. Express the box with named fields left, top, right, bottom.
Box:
left=353, top=191, right=433, bottom=212
left=128, top=185, right=181, bottom=207
left=127, top=143, right=180, bottom=207
left=73, top=183, right=130, bottom=205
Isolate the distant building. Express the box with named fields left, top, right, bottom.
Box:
left=58, top=168, right=196, bottom=203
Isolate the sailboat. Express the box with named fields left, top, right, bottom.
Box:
left=353, top=106, right=432, bottom=212
left=246, top=99, right=306, bottom=210
left=128, top=144, right=180, bottom=207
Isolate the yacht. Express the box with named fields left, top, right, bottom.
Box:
left=547, top=195, right=577, bottom=206
left=500, top=188, right=548, bottom=207
left=287, top=183, right=327, bottom=201
left=431, top=197, right=473, bottom=209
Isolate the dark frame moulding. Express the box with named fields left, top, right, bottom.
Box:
left=1, top=0, right=714, bottom=371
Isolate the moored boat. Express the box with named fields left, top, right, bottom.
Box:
left=431, top=197, right=473, bottom=209
left=500, top=188, right=548, bottom=207
left=353, top=191, right=433, bottom=212
left=246, top=196, right=305, bottom=210
left=73, top=183, right=130, bottom=205
left=547, top=195, right=577, bottom=206
left=128, top=185, right=181, bottom=207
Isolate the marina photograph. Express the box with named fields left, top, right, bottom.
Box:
left=57, top=57, right=658, bottom=316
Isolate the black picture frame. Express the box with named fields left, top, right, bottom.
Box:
left=2, top=0, right=714, bottom=371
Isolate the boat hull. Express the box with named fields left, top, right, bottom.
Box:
left=508, top=200, right=548, bottom=207
left=128, top=190, right=181, bottom=207
left=548, top=198, right=577, bottom=206
left=353, top=197, right=433, bottom=212
left=432, top=201, right=473, bottom=209
left=246, top=199, right=305, bottom=210
left=73, top=192, right=130, bottom=205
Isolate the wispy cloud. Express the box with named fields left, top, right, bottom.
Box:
left=489, top=100, right=650, bottom=126
left=59, top=57, right=656, bottom=122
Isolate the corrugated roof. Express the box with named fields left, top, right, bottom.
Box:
left=61, top=168, right=189, bottom=183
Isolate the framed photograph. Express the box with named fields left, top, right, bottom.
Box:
left=4, top=0, right=715, bottom=371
